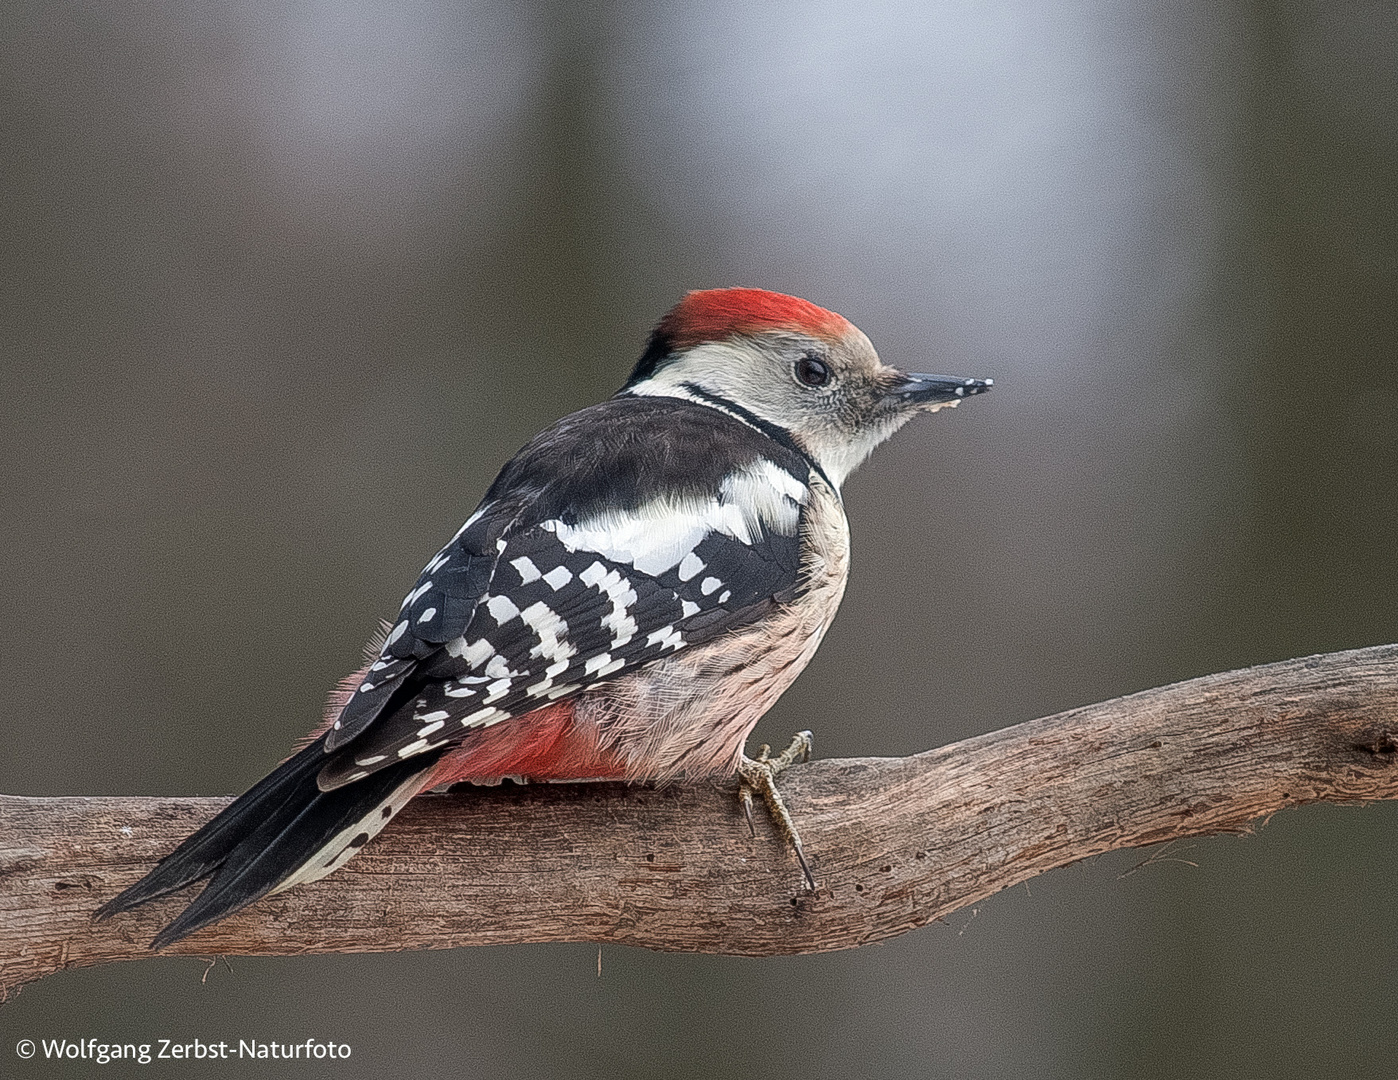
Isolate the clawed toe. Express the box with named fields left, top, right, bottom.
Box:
left=737, top=730, right=816, bottom=889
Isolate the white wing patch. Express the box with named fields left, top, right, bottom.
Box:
left=541, top=460, right=807, bottom=576
left=721, top=458, right=807, bottom=534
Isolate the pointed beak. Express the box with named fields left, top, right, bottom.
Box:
left=892, top=372, right=994, bottom=409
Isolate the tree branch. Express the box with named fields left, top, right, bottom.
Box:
left=5, top=644, right=1398, bottom=997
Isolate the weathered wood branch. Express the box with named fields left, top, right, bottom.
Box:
left=4, top=644, right=1398, bottom=997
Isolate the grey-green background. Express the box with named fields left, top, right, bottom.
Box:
left=3, top=1, right=1396, bottom=1076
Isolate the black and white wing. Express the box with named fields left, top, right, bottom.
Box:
left=317, top=396, right=815, bottom=787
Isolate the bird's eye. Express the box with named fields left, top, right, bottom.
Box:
left=795, top=355, right=831, bottom=387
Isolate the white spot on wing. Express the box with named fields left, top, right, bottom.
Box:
left=486, top=595, right=521, bottom=624
left=578, top=562, right=638, bottom=646
left=646, top=624, right=684, bottom=650
left=417, top=606, right=437, bottom=623
left=519, top=600, right=574, bottom=694
left=543, top=565, right=573, bottom=590
left=527, top=658, right=574, bottom=695
left=402, top=579, right=434, bottom=608
left=520, top=601, right=571, bottom=661
left=447, top=637, right=496, bottom=669
left=461, top=705, right=506, bottom=727
left=677, top=552, right=705, bottom=581
left=584, top=652, right=625, bottom=677
left=701, top=577, right=722, bottom=595
left=511, top=556, right=542, bottom=584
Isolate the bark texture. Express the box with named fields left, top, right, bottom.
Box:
left=4, top=644, right=1398, bottom=997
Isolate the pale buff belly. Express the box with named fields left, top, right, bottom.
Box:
left=575, top=479, right=851, bottom=780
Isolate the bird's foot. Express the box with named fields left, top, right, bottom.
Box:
left=738, top=730, right=816, bottom=890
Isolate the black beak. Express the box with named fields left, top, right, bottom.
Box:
left=893, top=372, right=994, bottom=406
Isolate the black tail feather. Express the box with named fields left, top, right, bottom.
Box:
left=94, top=737, right=334, bottom=921
left=148, top=756, right=434, bottom=949
left=95, top=735, right=441, bottom=948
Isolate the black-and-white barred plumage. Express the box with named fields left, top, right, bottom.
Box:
left=319, top=396, right=812, bottom=787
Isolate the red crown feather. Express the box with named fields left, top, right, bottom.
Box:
left=658, top=288, right=852, bottom=349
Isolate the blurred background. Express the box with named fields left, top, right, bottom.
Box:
left=2, top=0, right=1396, bottom=1075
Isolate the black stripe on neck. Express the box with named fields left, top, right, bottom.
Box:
left=677, top=382, right=836, bottom=492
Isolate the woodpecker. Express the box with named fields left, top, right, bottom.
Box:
left=96, top=287, right=991, bottom=947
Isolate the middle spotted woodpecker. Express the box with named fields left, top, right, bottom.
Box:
left=96, top=287, right=992, bottom=947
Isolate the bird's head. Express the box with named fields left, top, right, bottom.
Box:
left=621, top=288, right=992, bottom=488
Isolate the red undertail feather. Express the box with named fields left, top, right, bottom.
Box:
left=426, top=701, right=627, bottom=788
